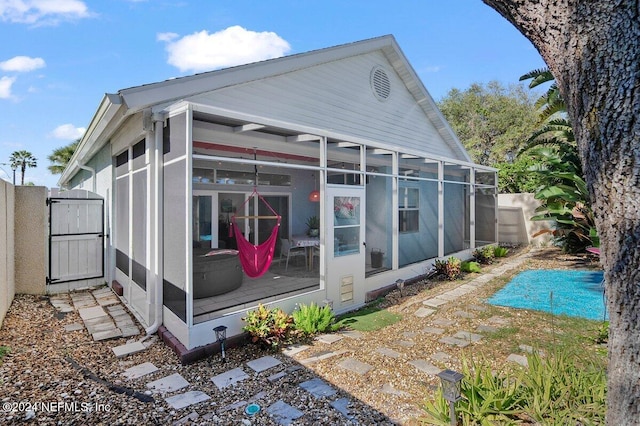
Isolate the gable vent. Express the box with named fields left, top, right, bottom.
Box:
left=370, top=66, right=391, bottom=101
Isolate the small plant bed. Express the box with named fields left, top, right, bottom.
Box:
left=335, top=299, right=403, bottom=332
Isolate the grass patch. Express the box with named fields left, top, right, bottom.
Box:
left=0, top=346, right=9, bottom=363
left=336, top=299, right=402, bottom=332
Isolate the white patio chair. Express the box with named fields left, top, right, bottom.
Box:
left=280, top=238, right=307, bottom=271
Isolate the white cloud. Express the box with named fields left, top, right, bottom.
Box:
left=51, top=123, right=85, bottom=140
left=156, top=32, right=178, bottom=42
left=0, top=0, right=91, bottom=25
left=0, top=76, right=16, bottom=98
left=0, top=56, right=46, bottom=72
left=160, top=26, right=291, bottom=73
left=423, top=65, right=442, bottom=73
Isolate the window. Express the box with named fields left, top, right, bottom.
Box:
left=399, top=187, right=419, bottom=233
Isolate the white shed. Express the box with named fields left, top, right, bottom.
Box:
left=59, top=35, right=498, bottom=362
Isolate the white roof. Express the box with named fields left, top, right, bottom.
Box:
left=60, top=35, right=471, bottom=186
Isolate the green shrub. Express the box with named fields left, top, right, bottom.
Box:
left=421, top=350, right=606, bottom=425
left=434, top=256, right=462, bottom=280
left=242, top=304, right=296, bottom=349
left=292, top=302, right=336, bottom=335
left=473, top=245, right=496, bottom=264
left=460, top=261, right=481, bottom=273
left=494, top=245, right=510, bottom=258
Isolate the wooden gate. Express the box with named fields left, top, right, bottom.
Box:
left=47, top=190, right=104, bottom=289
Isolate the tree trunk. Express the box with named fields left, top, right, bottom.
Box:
left=482, top=1, right=640, bottom=423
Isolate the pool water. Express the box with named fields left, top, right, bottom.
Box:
left=487, top=269, right=607, bottom=321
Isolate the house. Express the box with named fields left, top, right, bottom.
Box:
left=58, top=35, right=497, bottom=360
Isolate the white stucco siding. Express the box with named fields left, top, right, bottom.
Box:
left=190, top=51, right=461, bottom=160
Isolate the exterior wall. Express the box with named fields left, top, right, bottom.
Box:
left=0, top=180, right=15, bottom=327
left=498, top=193, right=553, bottom=246
left=191, top=51, right=461, bottom=161
left=15, top=186, right=47, bottom=295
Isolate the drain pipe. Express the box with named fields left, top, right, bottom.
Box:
left=145, top=114, right=164, bottom=336
left=76, top=162, right=96, bottom=193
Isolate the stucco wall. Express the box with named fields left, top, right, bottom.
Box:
left=14, top=186, right=47, bottom=295
left=0, top=180, right=15, bottom=327
left=498, top=193, right=553, bottom=246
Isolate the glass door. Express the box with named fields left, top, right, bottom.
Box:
left=326, top=185, right=365, bottom=309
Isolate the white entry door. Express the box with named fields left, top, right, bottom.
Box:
left=325, top=185, right=365, bottom=310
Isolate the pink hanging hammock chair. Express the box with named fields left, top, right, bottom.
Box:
left=230, top=189, right=281, bottom=278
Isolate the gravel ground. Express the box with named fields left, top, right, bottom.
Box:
left=0, top=247, right=601, bottom=425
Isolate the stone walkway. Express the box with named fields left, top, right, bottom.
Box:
left=47, top=250, right=538, bottom=425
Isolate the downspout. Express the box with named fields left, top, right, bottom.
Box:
left=75, top=162, right=96, bottom=193
left=146, top=114, right=164, bottom=335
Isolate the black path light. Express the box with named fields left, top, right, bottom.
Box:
left=213, top=325, right=228, bottom=363
left=437, top=369, right=464, bottom=426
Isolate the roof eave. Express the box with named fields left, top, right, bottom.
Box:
left=58, top=93, right=125, bottom=187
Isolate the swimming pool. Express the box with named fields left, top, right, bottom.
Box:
left=487, top=269, right=607, bottom=321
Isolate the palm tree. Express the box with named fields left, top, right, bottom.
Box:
left=9, top=150, right=37, bottom=185
left=48, top=139, right=79, bottom=175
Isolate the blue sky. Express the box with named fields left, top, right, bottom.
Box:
left=0, top=0, right=546, bottom=188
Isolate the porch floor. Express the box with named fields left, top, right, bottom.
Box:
left=193, top=259, right=320, bottom=324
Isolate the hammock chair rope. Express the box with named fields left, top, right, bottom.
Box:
left=230, top=151, right=281, bottom=277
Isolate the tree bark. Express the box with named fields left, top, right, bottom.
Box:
left=482, top=1, right=640, bottom=423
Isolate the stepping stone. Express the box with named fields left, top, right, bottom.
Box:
left=432, top=319, right=455, bottom=327
left=468, top=304, right=488, bottom=312
left=107, top=305, right=126, bottom=313
left=338, top=357, right=373, bottom=375
left=266, top=400, right=304, bottom=425
left=438, top=336, right=471, bottom=348
left=330, top=398, right=356, bottom=422
left=518, top=345, right=544, bottom=355
left=123, top=362, right=158, bottom=380
left=315, top=334, right=344, bottom=344
left=380, top=383, right=411, bottom=397
left=119, top=326, right=141, bottom=338
left=78, top=306, right=107, bottom=320
left=452, top=331, right=483, bottom=343
left=415, top=307, right=436, bottom=317
left=422, top=326, right=445, bottom=335
left=431, top=352, right=451, bottom=363
left=267, top=371, right=287, bottom=382
left=165, top=391, right=210, bottom=410
left=282, top=344, right=309, bottom=356
left=299, top=349, right=347, bottom=365
left=63, top=323, right=84, bottom=332
left=146, top=373, right=189, bottom=393
left=92, top=329, right=122, bottom=341
left=423, top=298, right=448, bottom=308
left=402, top=331, right=418, bottom=339
left=476, top=325, right=498, bottom=333
left=376, top=347, right=401, bottom=359
left=397, top=340, right=415, bottom=347
left=96, top=295, right=120, bottom=306
left=220, top=400, right=247, bottom=413
left=112, top=341, right=146, bottom=358
left=247, top=355, right=282, bottom=373
left=409, top=359, right=441, bottom=375
left=437, top=292, right=461, bottom=301
left=340, top=330, right=364, bottom=339
left=507, top=354, right=528, bottom=367
left=299, top=378, right=337, bottom=399
left=487, top=316, right=511, bottom=326
left=452, top=310, right=475, bottom=319
left=211, top=367, right=249, bottom=390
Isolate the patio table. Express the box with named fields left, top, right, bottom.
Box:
left=291, top=235, right=320, bottom=270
